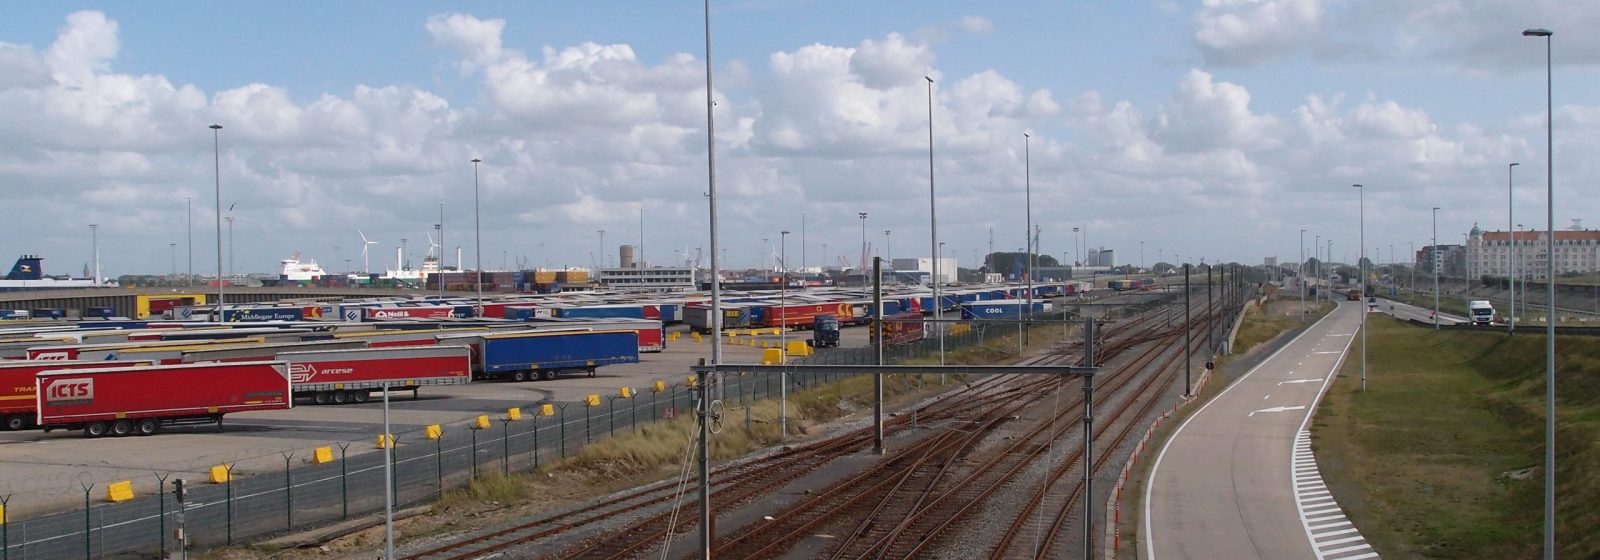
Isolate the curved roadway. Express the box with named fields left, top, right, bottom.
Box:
left=1143, top=301, right=1377, bottom=560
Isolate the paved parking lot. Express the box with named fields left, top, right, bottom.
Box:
left=0, top=325, right=870, bottom=515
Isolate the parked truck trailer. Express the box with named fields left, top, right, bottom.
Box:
left=35, top=361, right=292, bottom=437
left=279, top=346, right=471, bottom=404
left=440, top=330, right=640, bottom=382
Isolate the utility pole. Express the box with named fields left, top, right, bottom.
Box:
left=1184, top=263, right=1192, bottom=396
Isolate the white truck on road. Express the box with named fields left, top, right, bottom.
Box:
left=1468, top=300, right=1495, bottom=325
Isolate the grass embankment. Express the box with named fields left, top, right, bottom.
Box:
left=1315, top=316, right=1600, bottom=558
left=1232, top=298, right=1333, bottom=356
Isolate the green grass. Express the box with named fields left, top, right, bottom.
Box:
left=1314, top=316, right=1600, bottom=558
left=1233, top=298, right=1332, bottom=355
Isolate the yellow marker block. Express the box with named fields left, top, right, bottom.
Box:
left=619, top=386, right=633, bottom=398
left=424, top=425, right=443, bottom=440
left=540, top=403, right=555, bottom=417
left=376, top=433, right=395, bottom=448
left=585, top=394, right=601, bottom=407
left=313, top=446, right=335, bottom=463
left=0, top=502, right=6, bottom=525
left=787, top=340, right=811, bottom=356
left=772, top=328, right=781, bottom=335
left=208, top=465, right=232, bottom=483
left=762, top=348, right=783, bottom=365
left=105, top=480, right=134, bottom=503
left=653, top=380, right=666, bottom=393
left=692, top=332, right=703, bottom=342
left=687, top=375, right=698, bottom=387
left=507, top=407, right=523, bottom=421
left=474, top=415, right=491, bottom=430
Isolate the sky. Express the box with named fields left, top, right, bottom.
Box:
left=1, top=1, right=1597, bottom=277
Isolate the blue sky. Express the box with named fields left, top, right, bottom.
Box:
left=0, top=1, right=1595, bottom=276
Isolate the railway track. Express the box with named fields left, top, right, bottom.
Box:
left=400, top=298, right=1200, bottom=560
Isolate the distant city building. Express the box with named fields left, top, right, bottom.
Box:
left=597, top=266, right=695, bottom=291
left=1467, top=224, right=1600, bottom=280
left=1264, top=256, right=1277, bottom=268
left=1415, top=244, right=1466, bottom=276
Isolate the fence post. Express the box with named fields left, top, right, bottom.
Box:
left=435, top=433, right=444, bottom=499
left=558, top=404, right=569, bottom=459
left=501, top=419, right=513, bottom=476
left=282, top=452, right=295, bottom=529
left=154, top=473, right=168, bottom=557
left=586, top=401, right=594, bottom=443
left=652, top=388, right=659, bottom=421
left=225, top=463, right=236, bottom=545
left=532, top=415, right=541, bottom=469
left=470, top=427, right=479, bottom=478
left=337, top=443, right=351, bottom=519
left=1, top=494, right=10, bottom=560
left=81, top=482, right=92, bottom=559
left=608, top=396, right=618, bottom=436
left=631, top=393, right=638, bottom=432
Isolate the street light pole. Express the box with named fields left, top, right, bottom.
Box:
left=1509, top=162, right=1519, bottom=331
left=699, top=1, right=722, bottom=556
left=926, top=75, right=943, bottom=365
left=858, top=213, right=867, bottom=271
left=1440, top=206, right=1452, bottom=328
left=210, top=124, right=224, bottom=316
left=1522, top=27, right=1556, bottom=560
left=1299, top=229, right=1306, bottom=320
left=90, top=224, right=99, bottom=286
left=1354, top=184, right=1366, bottom=391
left=1024, top=132, right=1033, bottom=348
left=184, top=195, right=193, bottom=288
left=225, top=216, right=234, bottom=277
left=439, top=201, right=446, bottom=299
left=471, top=158, right=483, bottom=316
left=779, top=229, right=789, bottom=438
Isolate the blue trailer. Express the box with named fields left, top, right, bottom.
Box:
left=446, top=330, right=641, bottom=382
left=554, top=305, right=646, bottom=319
left=961, top=301, right=1045, bottom=321
left=224, top=308, right=306, bottom=322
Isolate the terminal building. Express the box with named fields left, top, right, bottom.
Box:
left=891, top=257, right=958, bottom=285
left=1466, top=224, right=1600, bottom=280
left=596, top=244, right=696, bottom=291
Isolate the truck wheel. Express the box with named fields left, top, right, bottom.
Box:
left=333, top=390, right=350, bottom=404
left=3, top=415, right=23, bottom=431
left=135, top=419, right=160, bottom=436
left=85, top=422, right=109, bottom=438
left=513, top=371, right=530, bottom=382
left=351, top=390, right=371, bottom=403
left=313, top=391, right=331, bottom=405
left=111, top=420, right=134, bottom=437
left=538, top=370, right=556, bottom=381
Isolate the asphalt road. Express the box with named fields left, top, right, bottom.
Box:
left=1375, top=296, right=1470, bottom=326
left=1143, top=301, right=1376, bottom=560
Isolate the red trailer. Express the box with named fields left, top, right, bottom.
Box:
left=278, top=346, right=471, bottom=404
left=35, top=361, right=292, bottom=437
left=870, top=311, right=926, bottom=345
left=762, top=303, right=854, bottom=329
left=179, top=339, right=368, bottom=363
left=363, top=306, right=456, bottom=320
left=1, top=361, right=147, bottom=430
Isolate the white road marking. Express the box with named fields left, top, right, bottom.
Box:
left=1293, top=430, right=1377, bottom=559
left=1249, top=405, right=1306, bottom=417
left=1279, top=378, right=1322, bottom=385
left=1313, top=351, right=1342, bottom=354
left=1143, top=306, right=1346, bottom=560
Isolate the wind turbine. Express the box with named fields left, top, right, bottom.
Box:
left=358, top=229, right=379, bottom=273
left=426, top=231, right=440, bottom=260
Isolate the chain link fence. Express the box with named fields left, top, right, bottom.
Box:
left=0, top=309, right=1103, bottom=559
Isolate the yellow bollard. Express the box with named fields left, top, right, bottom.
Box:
left=313, top=446, right=336, bottom=463
left=507, top=407, right=523, bottom=421
left=585, top=394, right=601, bottom=407
left=762, top=348, right=783, bottom=365
left=208, top=465, right=232, bottom=483
left=105, top=481, right=134, bottom=503
left=474, top=415, right=491, bottom=430
left=619, top=387, right=633, bottom=398
left=653, top=380, right=666, bottom=393
left=376, top=433, right=395, bottom=448
left=540, top=403, right=555, bottom=416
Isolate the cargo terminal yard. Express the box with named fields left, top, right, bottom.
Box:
left=0, top=277, right=1212, bottom=559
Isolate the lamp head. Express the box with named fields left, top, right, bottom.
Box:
left=1352, top=183, right=1362, bottom=188
left=1522, top=28, right=1552, bottom=37
left=1510, top=162, right=1520, bottom=167
left=470, top=158, right=481, bottom=163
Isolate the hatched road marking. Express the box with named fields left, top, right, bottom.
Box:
left=1293, top=430, right=1378, bottom=559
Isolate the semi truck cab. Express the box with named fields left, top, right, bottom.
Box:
left=1468, top=300, right=1495, bottom=325
left=812, top=314, right=840, bottom=348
